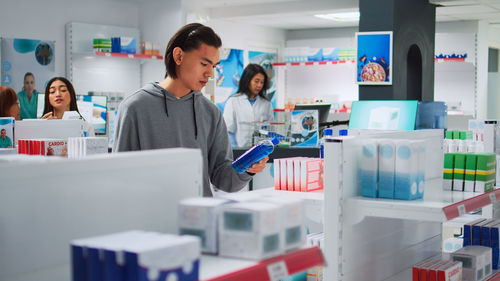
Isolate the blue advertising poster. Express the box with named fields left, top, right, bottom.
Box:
left=248, top=51, right=277, bottom=108
left=215, top=48, right=244, bottom=112
left=290, top=110, right=319, bottom=147
left=1, top=38, right=55, bottom=93
left=356, top=32, right=392, bottom=85
left=349, top=100, right=418, bottom=131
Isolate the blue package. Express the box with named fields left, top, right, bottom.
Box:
left=360, top=142, right=378, bottom=198
left=394, top=141, right=419, bottom=200
left=378, top=140, right=395, bottom=199
left=120, top=37, right=137, bottom=54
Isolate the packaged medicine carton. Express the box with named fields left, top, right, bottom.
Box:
left=124, top=234, right=200, bottom=281
left=475, top=153, right=496, bottom=193
left=464, top=154, right=478, bottom=192
left=257, top=196, right=305, bottom=251
left=300, top=158, right=323, bottom=192
left=436, top=261, right=462, bottom=281
left=416, top=141, right=426, bottom=198
left=219, top=201, right=283, bottom=260
left=178, top=197, right=230, bottom=254
left=274, top=159, right=280, bottom=190
left=287, top=158, right=295, bottom=191
left=464, top=218, right=487, bottom=247
left=453, top=153, right=466, bottom=191
left=361, top=141, right=378, bottom=198
left=395, top=140, right=419, bottom=200
left=451, top=245, right=492, bottom=281
left=378, top=139, right=395, bottom=199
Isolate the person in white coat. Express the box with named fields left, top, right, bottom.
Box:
left=224, top=64, right=274, bottom=148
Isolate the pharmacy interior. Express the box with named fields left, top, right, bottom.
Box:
left=1, top=0, right=500, bottom=280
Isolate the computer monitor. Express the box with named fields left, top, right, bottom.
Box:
left=349, top=100, right=418, bottom=131
left=36, top=94, right=108, bottom=135
left=293, top=103, right=331, bottom=125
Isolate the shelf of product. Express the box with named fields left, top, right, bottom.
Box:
left=272, top=60, right=356, bottom=67
left=434, top=57, right=467, bottom=63
left=94, top=51, right=163, bottom=60
left=384, top=266, right=500, bottom=281
left=199, top=246, right=324, bottom=281
left=251, top=187, right=324, bottom=202
left=346, top=178, right=500, bottom=223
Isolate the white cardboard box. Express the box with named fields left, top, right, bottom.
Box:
left=219, top=201, right=282, bottom=260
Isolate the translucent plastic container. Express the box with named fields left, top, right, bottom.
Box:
left=232, top=137, right=280, bottom=174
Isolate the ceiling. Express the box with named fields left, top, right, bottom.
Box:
left=192, top=0, right=500, bottom=30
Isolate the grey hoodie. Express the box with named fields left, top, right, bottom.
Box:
left=113, top=82, right=252, bottom=196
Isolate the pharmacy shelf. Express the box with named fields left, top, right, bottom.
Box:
left=94, top=51, right=163, bottom=60
left=200, top=246, right=324, bottom=281
left=385, top=266, right=500, bottom=281
left=251, top=187, right=324, bottom=202
left=434, top=57, right=466, bottom=63
left=272, top=60, right=355, bottom=67
left=73, top=51, right=163, bottom=60
left=346, top=179, right=500, bottom=223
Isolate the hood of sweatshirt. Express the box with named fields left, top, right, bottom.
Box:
left=141, top=82, right=201, bottom=139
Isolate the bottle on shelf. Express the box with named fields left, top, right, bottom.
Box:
left=232, top=137, right=280, bottom=174
left=320, top=128, right=334, bottom=158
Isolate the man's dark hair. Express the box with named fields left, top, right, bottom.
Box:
left=237, top=64, right=270, bottom=100
left=164, top=23, right=222, bottom=79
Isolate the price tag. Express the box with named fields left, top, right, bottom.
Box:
left=457, top=204, right=466, bottom=216
left=152, top=56, right=157, bottom=60
left=128, top=54, right=134, bottom=59
left=105, top=53, right=111, bottom=57
left=267, top=261, right=289, bottom=281
left=490, top=192, right=497, bottom=204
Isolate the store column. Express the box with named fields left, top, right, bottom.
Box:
left=358, top=0, right=436, bottom=101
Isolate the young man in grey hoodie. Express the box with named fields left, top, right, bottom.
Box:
left=113, top=23, right=267, bottom=196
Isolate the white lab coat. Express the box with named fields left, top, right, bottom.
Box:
left=223, top=93, right=273, bottom=148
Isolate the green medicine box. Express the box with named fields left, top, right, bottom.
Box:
left=443, top=153, right=455, bottom=191
left=464, top=154, right=477, bottom=192
left=452, top=153, right=466, bottom=191
left=475, top=153, right=496, bottom=193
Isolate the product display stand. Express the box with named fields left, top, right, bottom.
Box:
left=323, top=129, right=500, bottom=281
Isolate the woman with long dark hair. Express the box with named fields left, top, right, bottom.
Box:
left=223, top=63, right=273, bottom=148
left=41, top=77, right=79, bottom=119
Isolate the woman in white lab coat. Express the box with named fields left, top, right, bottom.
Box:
left=224, top=64, right=273, bottom=148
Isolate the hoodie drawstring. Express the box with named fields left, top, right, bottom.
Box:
left=163, top=92, right=169, bottom=117
left=163, top=91, right=198, bottom=139
left=193, top=96, right=198, bottom=139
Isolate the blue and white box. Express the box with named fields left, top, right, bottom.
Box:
left=395, top=140, right=419, bottom=200
left=219, top=201, right=283, bottom=260
left=378, top=139, right=395, bottom=199
left=120, top=37, right=137, bottom=54
left=124, top=234, right=200, bottom=281
left=416, top=141, right=426, bottom=198
left=361, top=141, right=378, bottom=198
left=178, top=197, right=230, bottom=254
left=70, top=230, right=145, bottom=281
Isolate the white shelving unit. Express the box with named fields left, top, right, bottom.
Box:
left=320, top=129, right=499, bottom=281
left=65, top=22, right=162, bottom=96
left=272, top=60, right=359, bottom=109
